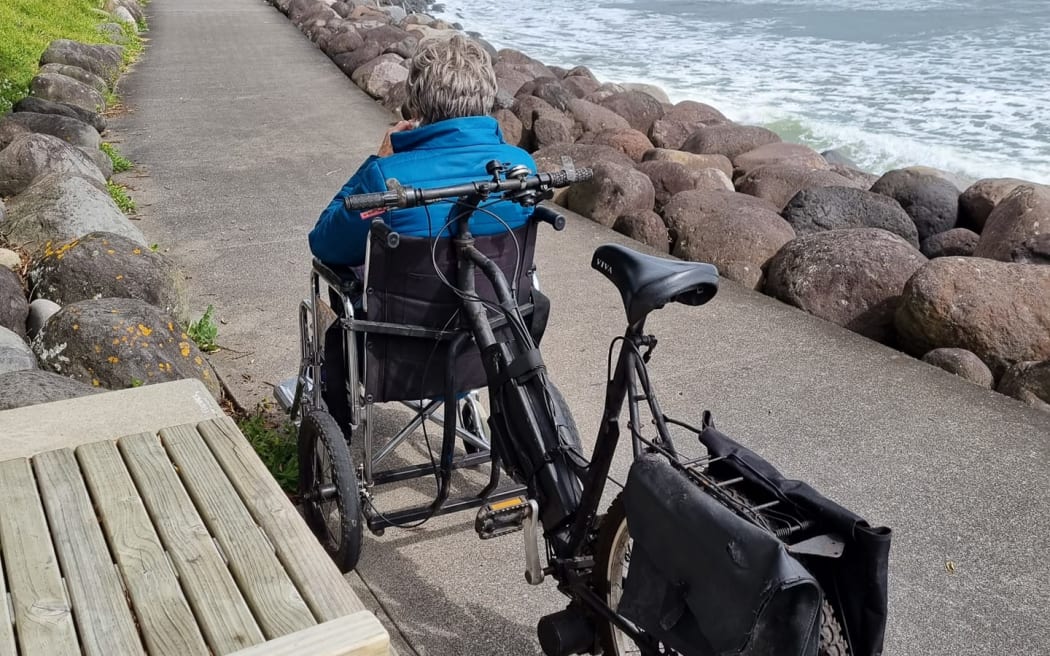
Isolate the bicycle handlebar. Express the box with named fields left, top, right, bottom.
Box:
left=343, top=167, right=593, bottom=212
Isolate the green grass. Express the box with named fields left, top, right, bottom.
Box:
left=106, top=179, right=135, bottom=213
left=0, top=0, right=145, bottom=114
left=238, top=409, right=299, bottom=493
left=100, top=142, right=133, bottom=172
left=187, top=305, right=220, bottom=353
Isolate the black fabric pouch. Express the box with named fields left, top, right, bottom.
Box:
left=619, top=454, right=823, bottom=656
left=696, top=427, right=892, bottom=656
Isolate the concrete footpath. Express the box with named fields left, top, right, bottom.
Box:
left=112, top=0, right=1050, bottom=654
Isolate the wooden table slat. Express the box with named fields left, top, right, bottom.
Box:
left=196, top=418, right=367, bottom=622
left=0, top=524, right=19, bottom=656
left=33, top=449, right=146, bottom=656
left=225, top=612, right=389, bottom=656
left=0, top=458, right=80, bottom=655
left=160, top=424, right=316, bottom=638
left=76, top=441, right=210, bottom=656
left=118, top=433, right=265, bottom=654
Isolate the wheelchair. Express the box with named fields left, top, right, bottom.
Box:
left=276, top=215, right=553, bottom=572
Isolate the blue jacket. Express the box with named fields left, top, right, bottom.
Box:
left=310, top=116, right=536, bottom=266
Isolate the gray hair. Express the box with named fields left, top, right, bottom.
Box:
left=405, top=35, right=497, bottom=125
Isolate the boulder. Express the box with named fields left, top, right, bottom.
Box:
left=829, top=163, right=879, bottom=189
left=997, top=361, right=1050, bottom=412
left=0, top=247, right=19, bottom=272
left=494, top=109, right=525, bottom=148
left=972, top=185, right=1049, bottom=263
left=733, top=142, right=829, bottom=178
left=13, top=96, right=106, bottom=133
left=1008, top=234, right=1050, bottom=265
left=577, top=128, right=653, bottom=162
left=494, top=49, right=554, bottom=81
left=26, top=298, right=61, bottom=341
left=39, top=40, right=123, bottom=83
left=583, top=82, right=627, bottom=105
left=1, top=267, right=29, bottom=337
left=681, top=124, right=780, bottom=160
left=383, top=35, right=417, bottom=59
left=526, top=78, right=575, bottom=113
left=567, top=98, right=632, bottom=137
left=642, top=148, right=733, bottom=179
left=1, top=173, right=146, bottom=251
left=636, top=160, right=731, bottom=212
left=563, top=66, right=598, bottom=81
left=648, top=101, right=728, bottom=150
left=110, top=5, right=137, bottom=27
left=781, top=186, right=919, bottom=247
left=32, top=298, right=222, bottom=398
left=105, top=0, right=144, bottom=23
left=736, top=165, right=859, bottom=211
left=563, top=75, right=601, bottom=99
left=598, top=91, right=665, bottom=135
left=532, top=143, right=634, bottom=174
left=620, top=83, right=670, bottom=104
left=895, top=257, right=1050, bottom=377
left=869, top=168, right=959, bottom=243
left=532, top=110, right=574, bottom=149
left=958, top=178, right=1031, bottom=231
left=764, top=229, right=927, bottom=343
left=360, top=24, right=412, bottom=51
left=0, top=117, right=30, bottom=151
left=564, top=162, right=655, bottom=228
left=0, top=327, right=37, bottom=375
left=97, top=22, right=130, bottom=45
left=28, top=232, right=189, bottom=322
left=613, top=209, right=670, bottom=253
left=323, top=28, right=364, bottom=56
left=920, top=228, right=979, bottom=258
left=511, top=95, right=558, bottom=133
left=821, top=149, right=858, bottom=168
left=0, top=369, right=102, bottom=410
left=332, top=41, right=382, bottom=76
left=921, top=348, right=994, bottom=389
left=80, top=144, right=113, bottom=181
left=0, top=133, right=105, bottom=196
left=1, top=112, right=101, bottom=151
left=662, top=190, right=792, bottom=289
left=350, top=54, right=408, bottom=100
left=903, top=165, right=973, bottom=193
left=30, top=72, right=106, bottom=114
left=38, top=63, right=108, bottom=94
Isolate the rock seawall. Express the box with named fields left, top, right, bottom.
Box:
left=259, top=0, right=1050, bottom=412
left=0, top=3, right=220, bottom=410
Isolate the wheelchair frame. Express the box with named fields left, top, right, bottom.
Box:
left=282, top=223, right=530, bottom=534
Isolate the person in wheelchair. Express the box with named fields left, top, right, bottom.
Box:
left=309, top=34, right=536, bottom=267
left=307, top=34, right=544, bottom=432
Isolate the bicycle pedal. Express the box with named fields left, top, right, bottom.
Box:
left=475, top=496, right=531, bottom=539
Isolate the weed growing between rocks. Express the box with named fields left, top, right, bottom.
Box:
left=106, top=180, right=136, bottom=213
left=187, top=304, right=220, bottom=353
left=237, top=403, right=298, bottom=494
left=101, top=142, right=133, bottom=172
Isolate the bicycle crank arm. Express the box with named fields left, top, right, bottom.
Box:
left=474, top=497, right=546, bottom=584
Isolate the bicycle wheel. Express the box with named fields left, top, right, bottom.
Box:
left=298, top=409, right=362, bottom=573
left=592, top=494, right=849, bottom=656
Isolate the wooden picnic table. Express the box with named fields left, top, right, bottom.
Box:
left=0, top=416, right=390, bottom=656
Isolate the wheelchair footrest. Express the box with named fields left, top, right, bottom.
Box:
left=475, top=496, right=531, bottom=539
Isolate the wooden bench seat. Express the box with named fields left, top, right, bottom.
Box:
left=0, top=416, right=391, bottom=656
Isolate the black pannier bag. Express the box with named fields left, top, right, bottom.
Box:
left=619, top=454, right=823, bottom=656
left=696, top=426, right=891, bottom=656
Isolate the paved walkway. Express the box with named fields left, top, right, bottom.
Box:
left=113, top=0, right=1050, bottom=654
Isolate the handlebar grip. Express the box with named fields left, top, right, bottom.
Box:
left=344, top=191, right=397, bottom=211
left=532, top=206, right=566, bottom=231
left=547, top=167, right=593, bottom=187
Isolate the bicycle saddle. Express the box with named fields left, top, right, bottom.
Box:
left=592, top=244, right=719, bottom=326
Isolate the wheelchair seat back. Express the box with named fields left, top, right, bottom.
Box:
left=361, top=220, right=539, bottom=403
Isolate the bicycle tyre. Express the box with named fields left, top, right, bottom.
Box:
left=298, top=409, right=362, bottom=573
left=592, top=493, right=849, bottom=656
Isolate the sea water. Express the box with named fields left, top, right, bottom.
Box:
left=432, top=0, right=1050, bottom=183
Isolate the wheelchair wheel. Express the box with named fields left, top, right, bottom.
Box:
left=298, top=410, right=362, bottom=573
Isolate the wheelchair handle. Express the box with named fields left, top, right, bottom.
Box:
left=532, top=205, right=566, bottom=231
left=342, top=167, right=593, bottom=212
left=370, top=219, right=400, bottom=248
